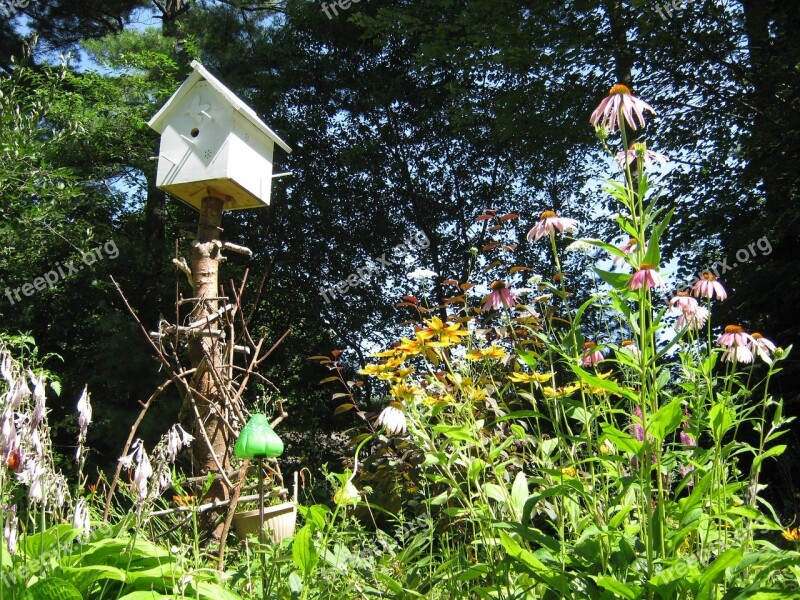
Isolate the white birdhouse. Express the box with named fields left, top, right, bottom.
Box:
left=148, top=60, right=292, bottom=211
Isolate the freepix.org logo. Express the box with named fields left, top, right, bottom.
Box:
left=0, top=0, right=32, bottom=20
left=4, top=240, right=120, bottom=306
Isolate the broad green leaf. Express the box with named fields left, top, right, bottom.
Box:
left=19, top=577, right=82, bottom=600
left=697, top=547, right=743, bottom=598
left=432, top=424, right=476, bottom=443
left=511, top=471, right=528, bottom=520
left=600, top=424, right=643, bottom=455
left=292, top=524, right=318, bottom=578
left=593, top=266, right=633, bottom=292
left=593, top=575, right=643, bottom=599
left=648, top=398, right=683, bottom=440
left=570, top=365, right=637, bottom=401
left=751, top=445, right=787, bottom=470
left=709, top=402, right=735, bottom=441
left=54, top=564, right=126, bottom=593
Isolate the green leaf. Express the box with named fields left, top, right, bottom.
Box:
left=648, top=398, right=683, bottom=440
left=709, top=402, right=734, bottom=441
left=54, top=564, right=126, bottom=593
left=601, top=424, right=643, bottom=455
left=292, top=524, right=319, bottom=578
left=570, top=365, right=637, bottom=401
left=20, top=577, right=82, bottom=600
left=697, top=547, right=743, bottom=598
left=642, top=207, right=674, bottom=267
left=751, top=445, right=787, bottom=471
left=432, top=424, right=476, bottom=443
left=593, top=575, right=643, bottom=599
left=593, top=266, right=633, bottom=291
left=511, top=471, right=528, bottom=520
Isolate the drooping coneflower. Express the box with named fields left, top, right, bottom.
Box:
left=613, top=237, right=639, bottom=266
left=482, top=280, right=519, bottom=311
left=750, top=333, right=777, bottom=364
left=376, top=405, right=407, bottom=436
left=581, top=341, right=604, bottom=367
left=526, top=210, right=580, bottom=242
left=619, top=339, right=641, bottom=360
left=692, top=272, right=727, bottom=301
left=590, top=83, right=656, bottom=132
left=717, top=325, right=755, bottom=364
left=615, top=143, right=669, bottom=170
left=629, top=263, right=665, bottom=291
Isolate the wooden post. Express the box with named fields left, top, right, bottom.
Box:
left=188, top=195, right=230, bottom=537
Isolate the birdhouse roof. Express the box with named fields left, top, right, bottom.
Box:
left=148, top=60, right=292, bottom=154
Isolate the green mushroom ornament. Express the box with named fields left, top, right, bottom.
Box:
left=234, top=414, right=284, bottom=459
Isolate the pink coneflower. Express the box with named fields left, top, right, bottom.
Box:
left=581, top=341, right=604, bottom=367
left=482, top=280, right=519, bottom=311
left=669, top=291, right=698, bottom=313
left=526, top=210, right=580, bottom=242
left=615, top=143, right=669, bottom=170
left=619, top=339, right=641, bottom=360
left=590, top=83, right=656, bottom=133
left=718, top=325, right=755, bottom=364
left=613, top=237, right=639, bottom=266
left=692, top=273, right=727, bottom=301
left=676, top=306, right=709, bottom=330
left=750, top=333, right=776, bottom=364
left=629, top=263, right=665, bottom=291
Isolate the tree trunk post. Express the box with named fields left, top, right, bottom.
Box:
left=188, top=195, right=230, bottom=538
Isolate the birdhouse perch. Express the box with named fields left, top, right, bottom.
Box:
left=148, top=60, right=292, bottom=211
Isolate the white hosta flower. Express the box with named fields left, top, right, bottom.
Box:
left=1, top=409, right=18, bottom=456
left=53, top=474, right=68, bottom=507
left=30, top=371, right=45, bottom=426
left=77, top=386, right=91, bottom=439
left=4, top=506, right=17, bottom=555
left=73, top=498, right=90, bottom=539
left=18, top=461, right=45, bottom=503
left=11, top=379, right=31, bottom=412
left=408, top=268, right=438, bottom=280
left=165, top=424, right=194, bottom=463
left=376, top=406, right=407, bottom=436
left=0, top=352, right=12, bottom=386
left=119, top=439, right=153, bottom=503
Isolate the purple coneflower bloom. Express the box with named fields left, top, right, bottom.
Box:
left=718, top=325, right=755, bottom=363
left=482, top=281, right=519, bottom=311
left=526, top=210, right=579, bottom=242
left=615, top=143, right=669, bottom=170
left=590, top=84, right=656, bottom=132
left=581, top=341, right=604, bottom=367
left=750, top=333, right=776, bottom=364
left=692, top=273, right=727, bottom=301
left=629, top=263, right=665, bottom=291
